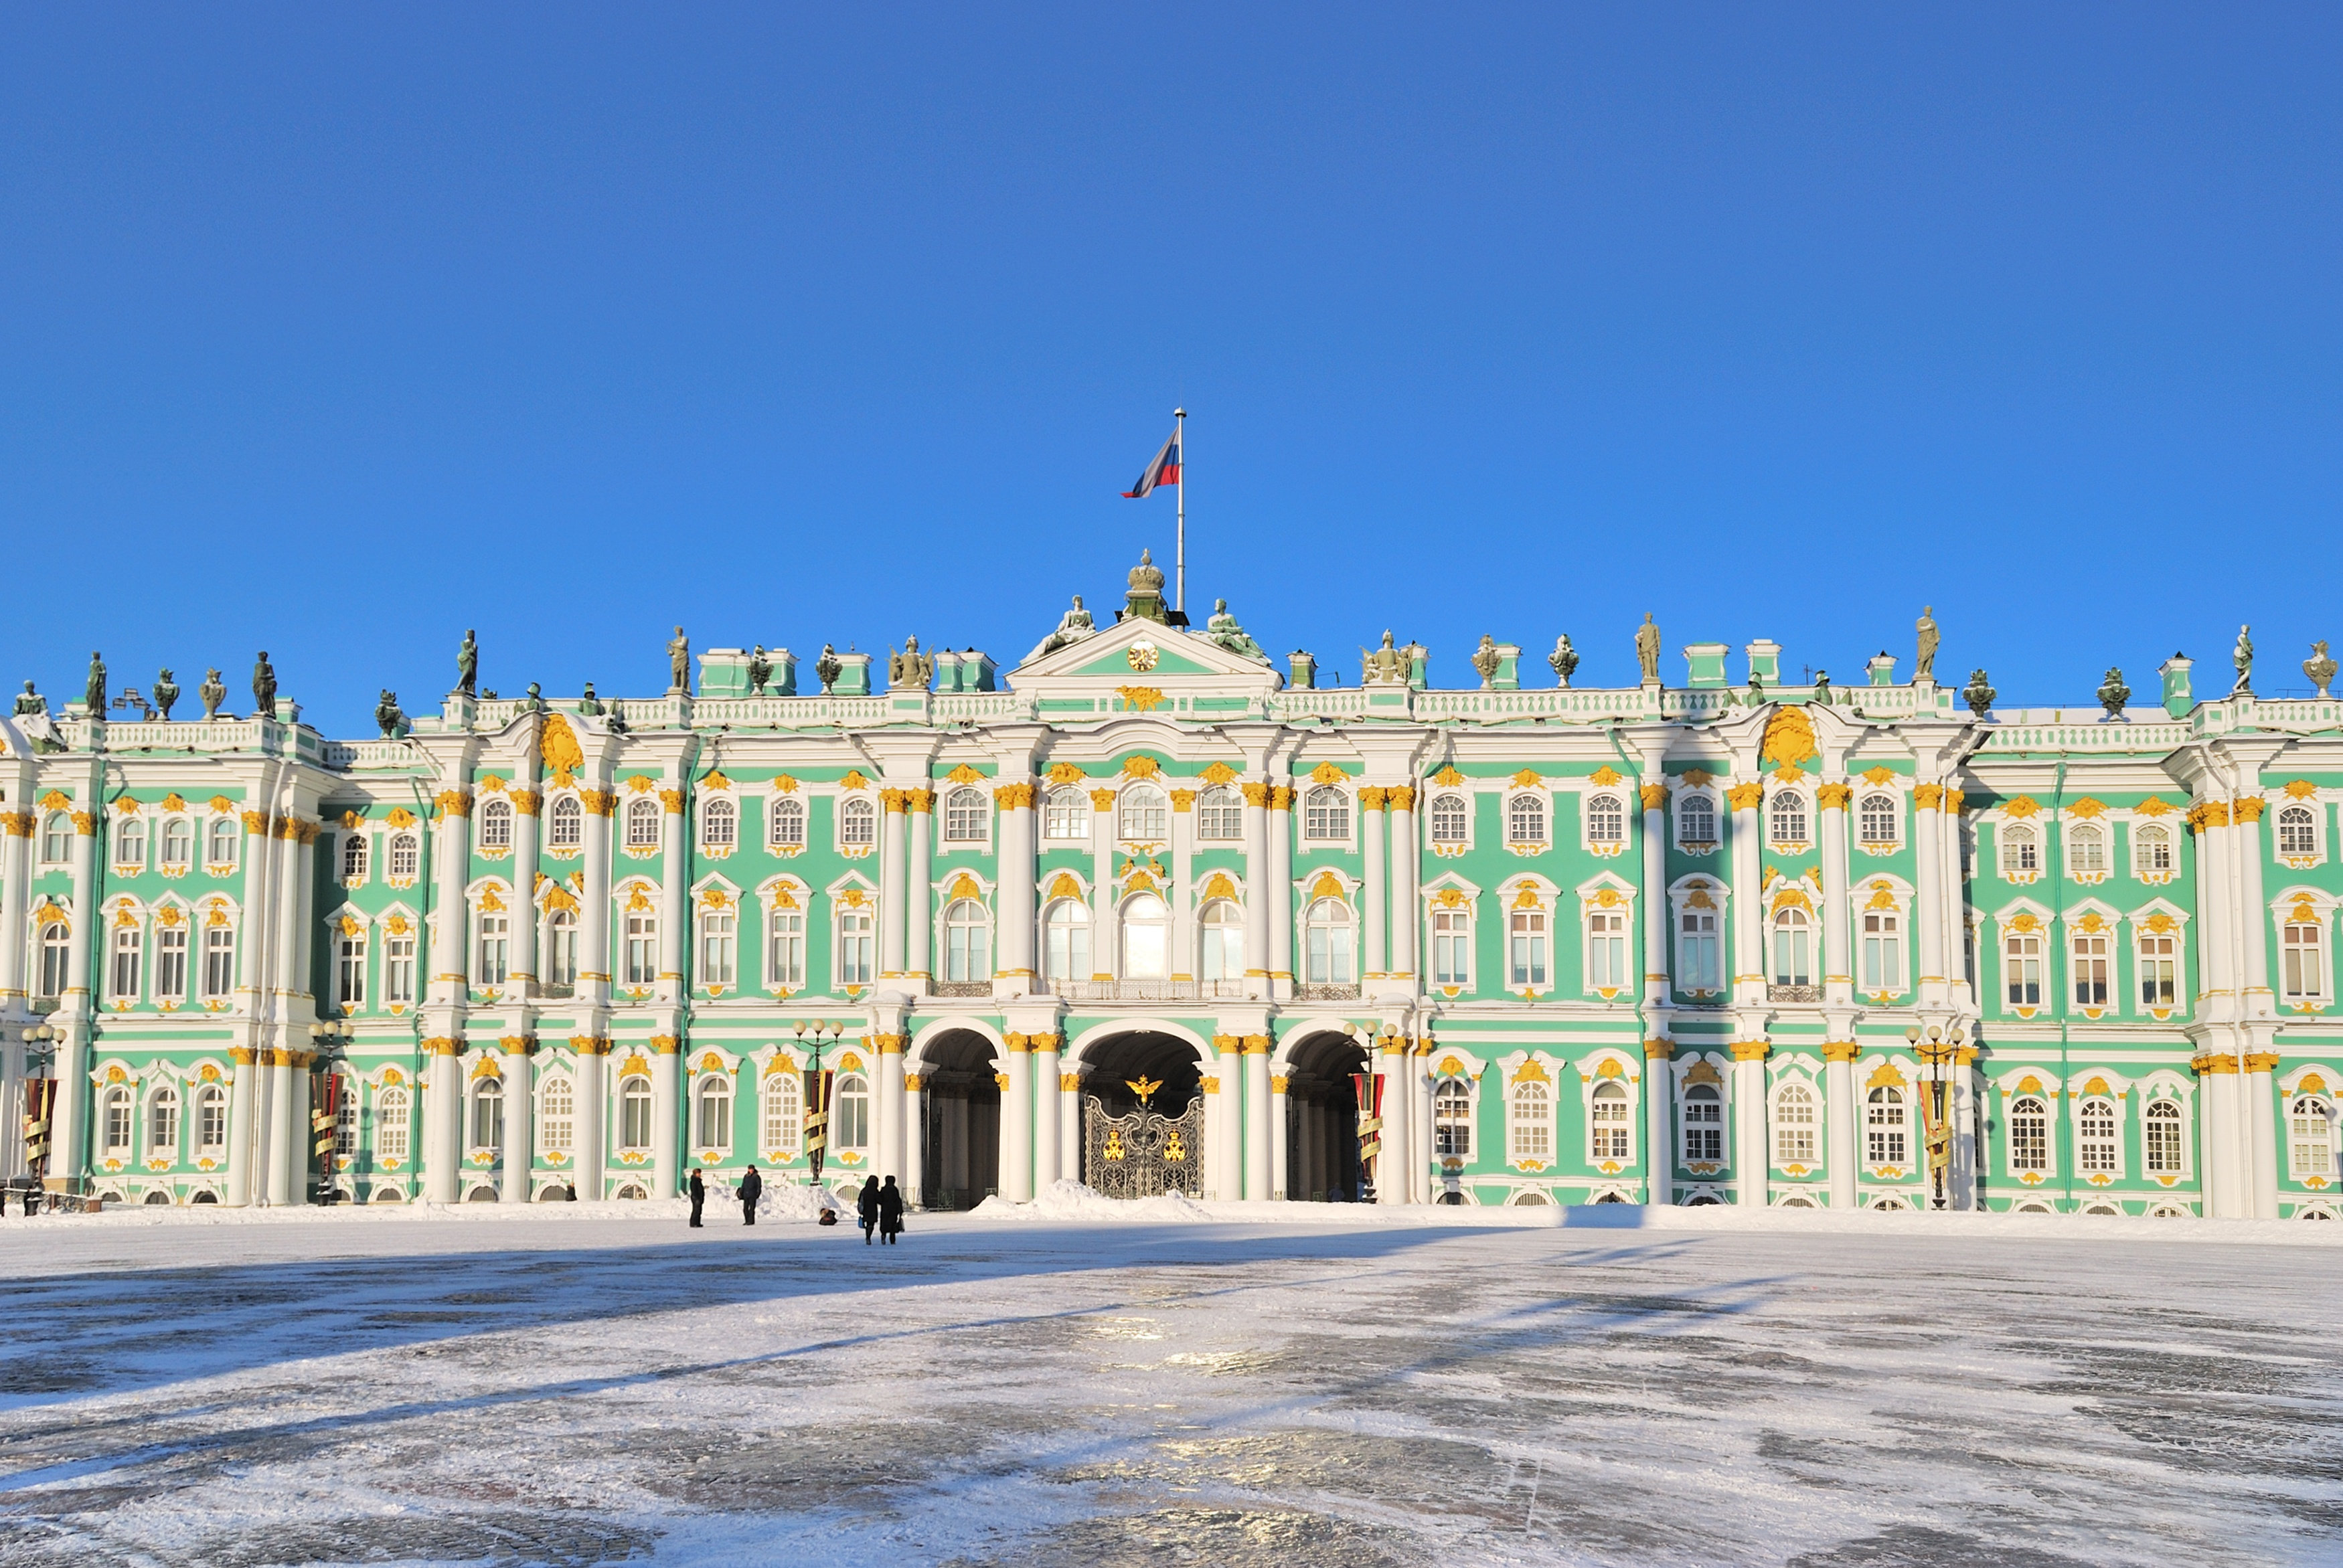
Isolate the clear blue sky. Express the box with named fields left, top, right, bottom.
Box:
left=5, top=7, right=2340, bottom=729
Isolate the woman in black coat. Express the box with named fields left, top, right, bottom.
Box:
left=877, top=1175, right=904, bottom=1244
left=857, top=1174, right=880, bottom=1243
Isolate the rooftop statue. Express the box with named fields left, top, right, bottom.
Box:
left=1123, top=549, right=1170, bottom=625
left=85, top=652, right=106, bottom=714
left=748, top=646, right=773, bottom=695
left=14, top=681, right=44, bottom=717
left=1362, top=630, right=1410, bottom=685
left=1205, top=598, right=1266, bottom=661
left=1915, top=606, right=1939, bottom=682
left=252, top=652, right=277, bottom=721
left=153, top=669, right=179, bottom=721
left=376, top=689, right=407, bottom=739
left=2233, top=624, right=2253, bottom=694
left=457, top=629, right=478, bottom=697
left=889, top=634, right=935, bottom=691
left=668, top=627, right=691, bottom=695
left=1026, top=596, right=1096, bottom=664
left=579, top=682, right=604, bottom=715
left=1635, top=614, right=1661, bottom=685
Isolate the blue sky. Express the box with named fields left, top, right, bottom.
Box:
left=5, top=6, right=2340, bottom=729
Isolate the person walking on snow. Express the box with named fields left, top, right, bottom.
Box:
left=740, top=1164, right=762, bottom=1226
left=878, top=1175, right=904, bottom=1245
left=688, top=1168, right=705, bottom=1229
left=858, top=1175, right=880, bottom=1243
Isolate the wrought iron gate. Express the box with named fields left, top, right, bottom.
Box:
left=1082, top=1096, right=1204, bottom=1200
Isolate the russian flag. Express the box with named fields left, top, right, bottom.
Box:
left=1121, top=427, right=1182, bottom=498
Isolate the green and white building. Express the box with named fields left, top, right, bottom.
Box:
left=3, top=556, right=2339, bottom=1218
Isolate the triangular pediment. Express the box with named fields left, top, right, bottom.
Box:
left=1009, top=612, right=1282, bottom=701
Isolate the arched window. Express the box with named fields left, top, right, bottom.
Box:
left=1858, top=794, right=1898, bottom=846
left=702, top=797, right=737, bottom=849
left=1434, top=1080, right=1472, bottom=1157
left=208, top=816, right=239, bottom=869
left=1119, top=785, right=1168, bottom=843
left=548, top=794, right=582, bottom=849
left=619, top=1077, right=653, bottom=1152
left=2288, top=1096, right=2335, bottom=1181
left=1509, top=1077, right=1552, bottom=1160
left=2004, top=929, right=2043, bottom=1007
left=1303, top=898, right=1354, bottom=985
left=110, top=921, right=143, bottom=1001
left=943, top=899, right=989, bottom=983
left=2071, top=926, right=2111, bottom=1007
left=37, top=920, right=71, bottom=1000
left=376, top=1084, right=410, bottom=1163
left=762, top=1069, right=803, bottom=1158
left=1770, top=791, right=1808, bottom=845
left=1303, top=786, right=1349, bottom=841
left=540, top=1075, right=574, bottom=1156
left=769, top=796, right=806, bottom=850
left=1429, top=792, right=1469, bottom=845
left=1865, top=1086, right=1907, bottom=1165
left=1677, top=794, right=1716, bottom=848
left=838, top=796, right=875, bottom=847
left=2135, top=822, right=2172, bottom=875
left=475, top=907, right=509, bottom=986
left=1585, top=793, right=1624, bottom=847
left=1431, top=903, right=1471, bottom=986
left=766, top=899, right=804, bottom=987
left=2009, top=1094, right=2050, bottom=1174
left=115, top=816, right=147, bottom=869
left=1121, top=892, right=1169, bottom=979
left=1586, top=905, right=1627, bottom=990
left=1775, top=1082, right=1817, bottom=1164
left=1860, top=908, right=1903, bottom=993
left=149, top=1085, right=179, bottom=1156
left=1507, top=794, right=1546, bottom=845
left=837, top=905, right=875, bottom=985
left=2068, top=822, right=2105, bottom=875
left=337, top=927, right=366, bottom=1007
left=834, top=1073, right=870, bottom=1152
left=696, top=1077, right=732, bottom=1151
left=625, top=797, right=661, bottom=849
left=341, top=833, right=369, bottom=882
left=2001, top=823, right=2038, bottom=875
left=2078, top=1096, right=2119, bottom=1173
left=1509, top=905, right=1548, bottom=988
left=195, top=1083, right=228, bottom=1154
left=623, top=907, right=658, bottom=987
left=478, top=797, right=513, bottom=851
left=2144, top=1098, right=2184, bottom=1173
left=1043, top=787, right=1090, bottom=841
left=1682, top=1083, right=1723, bottom=1162
left=2283, top=916, right=2328, bottom=1004
left=102, top=1087, right=133, bottom=1155
left=700, top=908, right=736, bottom=987
left=1199, top=899, right=1242, bottom=980
left=943, top=787, right=987, bottom=843
left=41, top=812, right=71, bottom=865
left=470, top=1078, right=504, bottom=1154
left=2279, top=804, right=2318, bottom=858
left=1590, top=1080, right=1631, bottom=1159
left=1196, top=786, right=1242, bottom=841
left=161, top=816, right=193, bottom=869
left=1771, top=907, right=1812, bottom=987
left=545, top=907, right=578, bottom=987
left=1044, top=899, right=1090, bottom=980
left=388, top=831, right=418, bottom=880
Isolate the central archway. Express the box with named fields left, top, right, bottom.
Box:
left=1285, top=1031, right=1370, bottom=1203
left=1077, top=1030, right=1204, bottom=1199
left=917, top=1029, right=1001, bottom=1211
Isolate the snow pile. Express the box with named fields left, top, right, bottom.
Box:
left=976, top=1179, right=1218, bottom=1222
left=758, top=1181, right=847, bottom=1222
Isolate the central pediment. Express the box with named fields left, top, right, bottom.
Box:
left=1009, top=614, right=1283, bottom=703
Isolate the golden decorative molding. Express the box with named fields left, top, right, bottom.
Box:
left=1644, top=1038, right=1673, bottom=1059
left=2235, top=798, right=2267, bottom=824
left=1639, top=784, right=1669, bottom=812
left=434, top=790, right=473, bottom=818
left=658, top=789, right=685, bottom=814
left=1243, top=1034, right=1271, bottom=1055
left=907, top=788, right=935, bottom=814
left=1200, top=760, right=1239, bottom=785
left=1271, top=1074, right=1290, bottom=1094
left=1169, top=789, right=1196, bottom=812
left=0, top=812, right=32, bottom=838
left=421, top=1037, right=459, bottom=1056
left=1386, top=785, right=1415, bottom=812
left=2066, top=796, right=2107, bottom=819
left=1241, top=781, right=1271, bottom=806
left=1115, top=686, right=1166, bottom=711
left=992, top=781, right=1035, bottom=810
left=1360, top=786, right=1388, bottom=810
left=2188, top=800, right=2231, bottom=833
left=1269, top=786, right=1294, bottom=810
left=650, top=1035, right=680, bottom=1053
left=510, top=788, right=542, bottom=816
left=1822, top=1040, right=1861, bottom=1062
left=2245, top=1051, right=2279, bottom=1073
left=1730, top=1040, right=1771, bottom=1062
left=1759, top=707, right=1818, bottom=768
left=1726, top=782, right=1763, bottom=812
left=1309, top=761, right=1348, bottom=785
left=2191, top=1053, right=2237, bottom=1075
left=1815, top=784, right=1852, bottom=810
left=882, top=788, right=910, bottom=814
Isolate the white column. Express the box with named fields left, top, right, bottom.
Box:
left=422, top=1039, right=459, bottom=1203
left=878, top=1033, right=906, bottom=1182
left=580, top=790, right=614, bottom=1001
left=1734, top=1042, right=1766, bottom=1207
left=993, top=782, right=1036, bottom=990
left=1376, top=1035, right=1408, bottom=1204
left=501, top=1042, right=534, bottom=1203
left=1361, top=792, right=1388, bottom=979
left=903, top=1069, right=924, bottom=1204
left=2249, top=1051, right=2280, bottom=1220
left=0, top=808, right=31, bottom=1005
left=1952, top=1047, right=1977, bottom=1209
left=1913, top=786, right=1945, bottom=1007
left=1820, top=784, right=1852, bottom=1000
left=651, top=1036, right=681, bottom=1198
left=2235, top=805, right=2271, bottom=1002
left=1090, top=790, right=1115, bottom=981
left=1825, top=1043, right=1858, bottom=1209
left=574, top=1040, right=606, bottom=1199
left=1268, top=788, right=1294, bottom=990
left=1388, top=790, right=1419, bottom=982
left=1059, top=1064, right=1082, bottom=1183
left=1002, top=1034, right=1034, bottom=1201
left=2198, top=1059, right=2241, bottom=1217
left=1217, top=1035, right=1244, bottom=1199
left=879, top=792, right=908, bottom=979
left=1169, top=796, right=1193, bottom=981
left=1639, top=784, right=1670, bottom=1006
left=427, top=790, right=469, bottom=1006
left=1270, top=1068, right=1291, bottom=1198
left=226, top=1045, right=258, bottom=1205
left=270, top=822, right=305, bottom=1013
left=904, top=793, right=933, bottom=988
left=1242, top=784, right=1272, bottom=997
left=1728, top=784, right=1763, bottom=996
left=1645, top=1041, right=1673, bottom=1205
left=266, top=1049, right=296, bottom=1205
left=657, top=789, right=687, bottom=1001
left=1032, top=1033, right=1061, bottom=1193
left=509, top=788, right=542, bottom=990
left=1244, top=1035, right=1271, bottom=1199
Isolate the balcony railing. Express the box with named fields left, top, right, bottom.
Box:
left=1044, top=978, right=1253, bottom=1003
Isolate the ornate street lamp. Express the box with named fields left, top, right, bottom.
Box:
left=1905, top=1021, right=1967, bottom=1209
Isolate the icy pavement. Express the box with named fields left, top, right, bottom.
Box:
left=0, top=1203, right=2337, bottom=1567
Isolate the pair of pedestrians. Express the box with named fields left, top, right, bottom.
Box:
left=856, top=1175, right=904, bottom=1244
left=686, top=1164, right=762, bottom=1228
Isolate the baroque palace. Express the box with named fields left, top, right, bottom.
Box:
left=2, top=553, right=2340, bottom=1219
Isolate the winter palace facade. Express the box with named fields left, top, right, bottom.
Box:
left=3, top=559, right=2340, bottom=1219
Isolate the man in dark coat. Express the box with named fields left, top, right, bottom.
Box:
left=877, top=1175, right=904, bottom=1244
left=857, top=1175, right=880, bottom=1243
left=688, top=1168, right=706, bottom=1228
left=740, top=1164, right=762, bottom=1225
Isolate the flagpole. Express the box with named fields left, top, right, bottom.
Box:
left=1174, top=407, right=1186, bottom=616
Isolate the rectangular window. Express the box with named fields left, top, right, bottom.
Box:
left=769, top=909, right=805, bottom=987
left=203, top=927, right=236, bottom=999
left=156, top=926, right=188, bottom=1002
left=1587, top=909, right=1627, bottom=990
left=1431, top=907, right=1470, bottom=987
left=839, top=910, right=874, bottom=985
left=701, top=912, right=736, bottom=987
left=39, top=929, right=70, bottom=1000
left=625, top=913, right=658, bottom=986
left=1860, top=911, right=1903, bottom=993
left=2078, top=1100, right=2119, bottom=1174
left=2144, top=1106, right=2184, bottom=1174
left=1678, top=909, right=1720, bottom=993
left=476, top=913, right=509, bottom=986
left=1509, top=910, right=1548, bottom=988
left=2138, top=933, right=2177, bottom=1008
left=338, top=936, right=366, bottom=1007
left=1682, top=1093, right=1723, bottom=1162
left=384, top=936, right=416, bottom=1005
left=2282, top=922, right=2326, bottom=1003
left=546, top=920, right=577, bottom=986
left=110, top=926, right=143, bottom=1002
left=2004, top=934, right=2042, bottom=1008
left=2072, top=933, right=2110, bottom=1007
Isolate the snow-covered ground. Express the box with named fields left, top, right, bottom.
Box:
left=0, top=1197, right=2336, bottom=1567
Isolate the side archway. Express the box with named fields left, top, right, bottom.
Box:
left=912, top=1026, right=1001, bottom=1211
